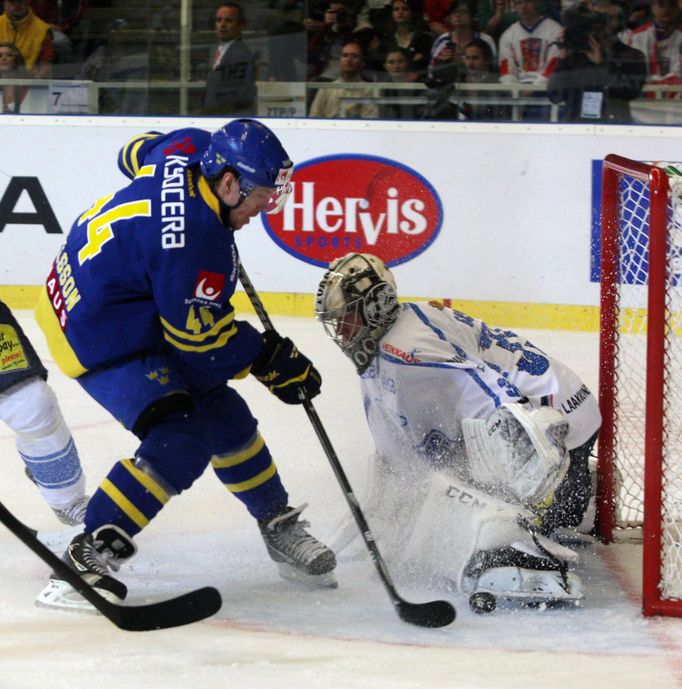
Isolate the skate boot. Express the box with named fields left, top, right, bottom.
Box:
left=259, top=504, right=337, bottom=588
left=35, top=525, right=136, bottom=613
left=463, top=532, right=583, bottom=614
left=52, top=495, right=91, bottom=527
left=24, top=467, right=90, bottom=527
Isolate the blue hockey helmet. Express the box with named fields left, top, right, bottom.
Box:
left=200, top=119, right=294, bottom=213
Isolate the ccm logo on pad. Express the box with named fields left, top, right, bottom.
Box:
left=262, top=154, right=442, bottom=268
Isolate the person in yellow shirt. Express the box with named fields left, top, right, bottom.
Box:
left=0, top=0, right=54, bottom=77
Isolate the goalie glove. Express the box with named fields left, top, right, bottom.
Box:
left=462, top=403, right=570, bottom=506
left=250, top=331, right=322, bottom=404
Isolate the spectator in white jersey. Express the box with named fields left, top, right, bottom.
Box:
left=626, top=0, right=682, bottom=89
left=315, top=253, right=601, bottom=610
left=0, top=301, right=89, bottom=526
left=498, top=0, right=562, bottom=84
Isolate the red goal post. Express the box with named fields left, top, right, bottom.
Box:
left=597, top=153, right=682, bottom=617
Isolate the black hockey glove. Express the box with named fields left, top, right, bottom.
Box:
left=250, top=331, right=322, bottom=404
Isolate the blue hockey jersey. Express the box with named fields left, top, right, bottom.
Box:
left=36, top=128, right=263, bottom=386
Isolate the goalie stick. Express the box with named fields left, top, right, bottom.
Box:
left=238, top=263, right=456, bottom=629
left=0, top=501, right=222, bottom=631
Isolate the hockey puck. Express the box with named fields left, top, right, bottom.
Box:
left=469, top=592, right=496, bottom=614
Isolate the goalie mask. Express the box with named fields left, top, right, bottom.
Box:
left=315, top=253, right=400, bottom=374
left=461, top=404, right=570, bottom=506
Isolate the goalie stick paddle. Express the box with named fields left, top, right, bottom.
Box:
left=0, top=502, right=222, bottom=632
left=238, top=263, right=456, bottom=629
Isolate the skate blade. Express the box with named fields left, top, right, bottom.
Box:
left=34, top=579, right=122, bottom=614
left=275, top=562, right=338, bottom=589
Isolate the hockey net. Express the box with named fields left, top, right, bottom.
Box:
left=597, top=154, right=682, bottom=616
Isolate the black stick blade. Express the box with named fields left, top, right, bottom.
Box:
left=396, top=599, right=456, bottom=628
left=0, top=501, right=222, bottom=632
left=109, top=587, right=223, bottom=632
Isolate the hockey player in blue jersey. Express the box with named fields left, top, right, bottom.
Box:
left=34, top=119, right=336, bottom=611
left=316, top=253, right=601, bottom=611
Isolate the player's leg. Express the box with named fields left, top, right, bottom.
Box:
left=37, top=354, right=213, bottom=610
left=0, top=378, right=88, bottom=525
left=0, top=302, right=87, bottom=526
left=195, top=384, right=336, bottom=586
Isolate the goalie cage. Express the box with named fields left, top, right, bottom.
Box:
left=597, top=153, right=682, bottom=617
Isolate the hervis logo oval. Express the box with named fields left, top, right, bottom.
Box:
left=262, top=154, right=443, bottom=268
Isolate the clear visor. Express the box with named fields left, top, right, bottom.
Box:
left=319, top=296, right=367, bottom=349
left=265, top=182, right=293, bottom=214
left=236, top=177, right=292, bottom=214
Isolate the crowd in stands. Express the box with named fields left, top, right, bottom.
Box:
left=305, top=0, right=679, bottom=121
left=0, top=0, right=679, bottom=122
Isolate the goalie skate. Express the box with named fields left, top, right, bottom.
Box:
left=259, top=504, right=337, bottom=589
left=463, top=534, right=583, bottom=614
left=35, top=525, right=135, bottom=613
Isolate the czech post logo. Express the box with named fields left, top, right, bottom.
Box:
left=262, top=154, right=443, bottom=268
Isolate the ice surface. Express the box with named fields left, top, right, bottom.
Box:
left=1, top=312, right=682, bottom=689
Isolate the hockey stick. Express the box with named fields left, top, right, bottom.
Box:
left=238, top=263, right=456, bottom=628
left=0, top=501, right=222, bottom=631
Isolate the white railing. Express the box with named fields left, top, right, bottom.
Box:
left=0, top=77, right=680, bottom=124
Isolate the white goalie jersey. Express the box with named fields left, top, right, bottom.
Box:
left=336, top=301, right=599, bottom=591
left=360, top=301, right=601, bottom=474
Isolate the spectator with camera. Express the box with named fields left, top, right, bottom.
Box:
left=306, top=0, right=361, bottom=79
left=547, top=2, right=646, bottom=122
left=428, top=0, right=496, bottom=86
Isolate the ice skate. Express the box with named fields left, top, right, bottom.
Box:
left=463, top=534, right=583, bottom=614
left=259, top=504, right=337, bottom=588
left=52, top=495, right=91, bottom=527
left=35, top=525, right=136, bottom=613
left=24, top=467, right=90, bottom=528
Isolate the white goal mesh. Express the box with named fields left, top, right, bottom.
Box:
left=598, top=157, right=682, bottom=613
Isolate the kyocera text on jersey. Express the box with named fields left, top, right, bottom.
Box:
left=160, top=154, right=189, bottom=250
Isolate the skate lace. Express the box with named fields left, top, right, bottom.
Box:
left=75, top=536, right=120, bottom=576
left=53, top=495, right=90, bottom=527
left=265, top=504, right=328, bottom=560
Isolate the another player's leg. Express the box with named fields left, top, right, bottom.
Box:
left=0, top=301, right=89, bottom=526
left=1, top=377, right=89, bottom=527
left=197, top=385, right=336, bottom=587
